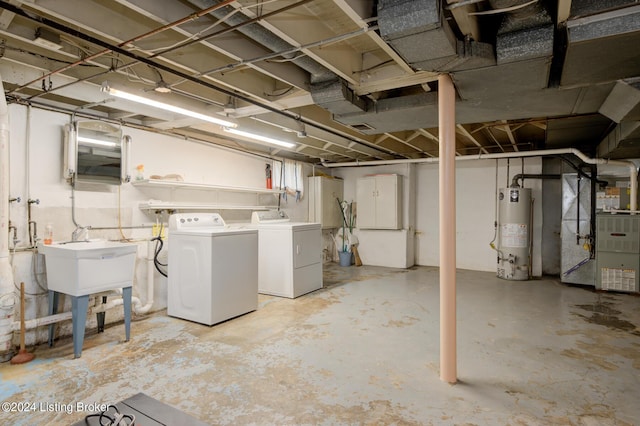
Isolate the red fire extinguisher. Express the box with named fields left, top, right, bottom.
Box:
left=265, top=164, right=272, bottom=189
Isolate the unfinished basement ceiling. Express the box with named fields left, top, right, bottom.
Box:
left=0, top=0, right=639, bottom=164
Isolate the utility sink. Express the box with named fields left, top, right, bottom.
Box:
left=39, top=240, right=137, bottom=296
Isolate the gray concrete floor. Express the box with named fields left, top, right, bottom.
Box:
left=1, top=265, right=639, bottom=425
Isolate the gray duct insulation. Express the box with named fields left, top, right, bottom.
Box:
left=0, top=75, right=15, bottom=361
left=377, top=0, right=495, bottom=71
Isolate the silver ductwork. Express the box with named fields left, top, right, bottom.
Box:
left=561, top=3, right=640, bottom=86
left=310, top=79, right=368, bottom=115
left=598, top=78, right=640, bottom=159
left=599, top=78, right=640, bottom=123
left=377, top=0, right=494, bottom=72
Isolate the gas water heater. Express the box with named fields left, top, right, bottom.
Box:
left=497, top=186, right=532, bottom=280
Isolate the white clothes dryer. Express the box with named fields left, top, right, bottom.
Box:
left=251, top=211, right=322, bottom=298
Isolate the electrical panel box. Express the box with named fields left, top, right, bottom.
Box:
left=356, top=174, right=402, bottom=230
left=308, top=176, right=344, bottom=229
left=596, top=213, right=640, bottom=292
left=596, top=181, right=639, bottom=211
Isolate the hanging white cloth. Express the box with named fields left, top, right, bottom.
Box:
left=272, top=159, right=304, bottom=201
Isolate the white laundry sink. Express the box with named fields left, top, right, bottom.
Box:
left=39, top=240, right=137, bottom=296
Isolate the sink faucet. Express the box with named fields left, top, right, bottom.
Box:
left=72, top=226, right=90, bottom=242
left=8, top=220, right=19, bottom=248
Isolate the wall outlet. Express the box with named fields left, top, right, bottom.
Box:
left=152, top=224, right=166, bottom=239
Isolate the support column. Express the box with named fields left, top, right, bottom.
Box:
left=438, top=73, right=457, bottom=384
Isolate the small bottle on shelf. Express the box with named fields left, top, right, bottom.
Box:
left=44, top=224, right=53, bottom=245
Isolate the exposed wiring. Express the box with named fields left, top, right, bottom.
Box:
left=469, top=0, right=538, bottom=15
left=151, top=223, right=168, bottom=277
left=489, top=159, right=499, bottom=250
left=1, top=43, right=98, bottom=67
left=264, top=86, right=294, bottom=98
left=265, top=53, right=307, bottom=63
left=354, top=59, right=394, bottom=75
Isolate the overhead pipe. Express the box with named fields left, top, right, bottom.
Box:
left=321, top=148, right=638, bottom=211
left=6, top=0, right=238, bottom=96
left=0, top=74, right=16, bottom=361
left=511, top=173, right=561, bottom=187
left=0, top=1, right=395, bottom=158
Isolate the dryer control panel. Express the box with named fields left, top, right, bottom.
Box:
left=251, top=210, right=289, bottom=224
left=169, top=213, right=226, bottom=230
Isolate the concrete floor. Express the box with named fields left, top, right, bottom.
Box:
left=1, top=264, right=639, bottom=425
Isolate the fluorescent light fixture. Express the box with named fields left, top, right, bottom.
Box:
left=223, top=127, right=296, bottom=149
left=101, top=83, right=236, bottom=128
left=77, top=136, right=118, bottom=147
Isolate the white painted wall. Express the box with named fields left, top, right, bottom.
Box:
left=327, top=158, right=543, bottom=274
left=415, top=158, right=543, bottom=275
left=7, top=104, right=309, bottom=346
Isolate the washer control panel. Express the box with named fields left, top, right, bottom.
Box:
left=169, top=213, right=226, bottom=230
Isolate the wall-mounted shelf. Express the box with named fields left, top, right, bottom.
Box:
left=139, top=201, right=271, bottom=212
left=132, top=179, right=281, bottom=212
left=131, top=179, right=283, bottom=195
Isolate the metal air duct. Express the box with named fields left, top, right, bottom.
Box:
left=561, top=3, right=640, bottom=87
left=377, top=0, right=494, bottom=72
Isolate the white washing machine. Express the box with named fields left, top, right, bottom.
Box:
left=251, top=211, right=322, bottom=298
left=167, top=213, right=258, bottom=325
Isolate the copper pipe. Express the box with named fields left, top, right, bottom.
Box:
left=438, top=73, right=457, bottom=384
left=8, top=0, right=237, bottom=95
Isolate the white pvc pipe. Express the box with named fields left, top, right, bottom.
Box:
left=112, top=239, right=155, bottom=314
left=134, top=239, right=155, bottom=315
left=10, top=297, right=125, bottom=331
left=321, top=148, right=638, bottom=211
left=0, top=75, right=16, bottom=359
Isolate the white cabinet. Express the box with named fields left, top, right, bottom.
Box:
left=308, top=176, right=344, bottom=229
left=357, top=174, right=402, bottom=229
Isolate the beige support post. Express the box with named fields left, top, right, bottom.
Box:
left=438, top=73, right=457, bottom=384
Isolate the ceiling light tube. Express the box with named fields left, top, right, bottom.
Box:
left=102, top=84, right=237, bottom=128
left=77, top=136, right=118, bottom=147
left=223, top=127, right=296, bottom=149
